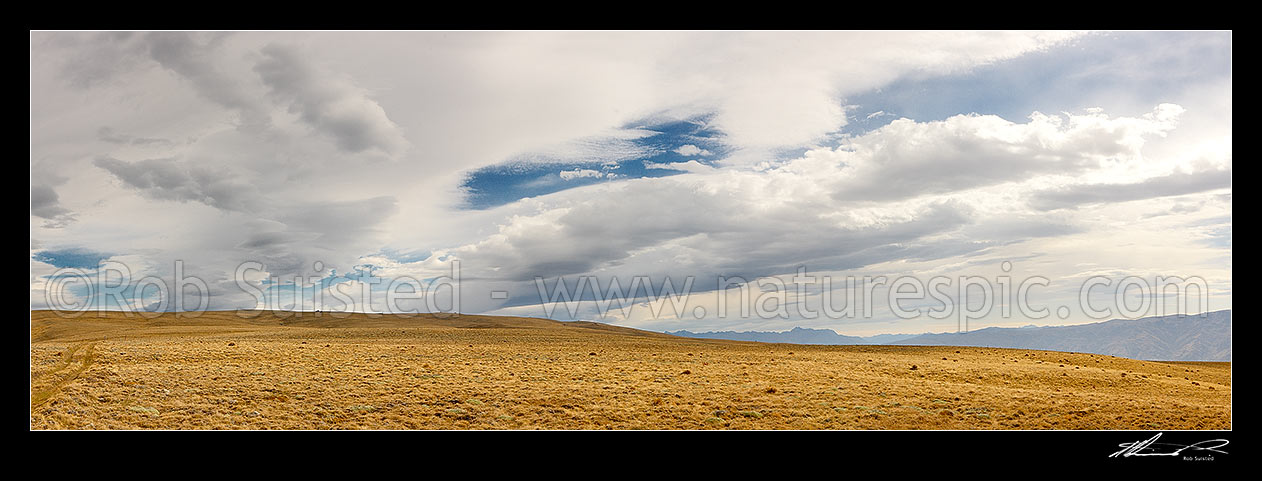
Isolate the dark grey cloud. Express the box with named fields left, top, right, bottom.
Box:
left=30, top=161, right=76, bottom=228
left=237, top=231, right=296, bottom=250
left=30, top=184, right=75, bottom=228
left=1029, top=169, right=1232, bottom=211
left=450, top=175, right=978, bottom=289
left=491, top=202, right=983, bottom=310
left=94, top=156, right=258, bottom=212
left=145, top=32, right=270, bottom=129
left=254, top=44, right=406, bottom=155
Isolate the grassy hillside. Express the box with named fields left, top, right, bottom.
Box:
left=31, top=310, right=1231, bottom=430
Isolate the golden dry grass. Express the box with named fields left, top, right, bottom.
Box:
left=30, top=310, right=1230, bottom=430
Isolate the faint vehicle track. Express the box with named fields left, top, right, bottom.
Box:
left=32, top=342, right=87, bottom=381
left=31, top=342, right=96, bottom=409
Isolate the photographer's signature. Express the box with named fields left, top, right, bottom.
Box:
left=1110, top=433, right=1229, bottom=458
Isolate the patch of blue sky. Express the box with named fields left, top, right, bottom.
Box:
left=255, top=269, right=454, bottom=311
left=44, top=275, right=96, bottom=308
left=838, top=31, right=1232, bottom=138
left=460, top=114, right=728, bottom=209
left=39, top=261, right=433, bottom=312
left=32, top=247, right=113, bottom=269
left=258, top=260, right=444, bottom=292
left=258, top=271, right=363, bottom=306
left=255, top=261, right=372, bottom=292
left=46, top=274, right=168, bottom=312
left=1188, top=215, right=1232, bottom=228
left=371, top=247, right=432, bottom=264
left=1202, top=225, right=1232, bottom=249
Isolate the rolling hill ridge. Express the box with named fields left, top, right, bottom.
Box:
left=897, top=310, right=1231, bottom=361
left=666, top=310, right=1230, bottom=361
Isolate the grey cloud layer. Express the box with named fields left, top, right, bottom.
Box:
left=52, top=32, right=406, bottom=154
left=94, top=156, right=259, bottom=212
left=97, top=127, right=173, bottom=146
left=1029, top=168, right=1232, bottom=211
left=255, top=44, right=407, bottom=156
left=146, top=32, right=270, bottom=129
left=827, top=108, right=1182, bottom=202
left=40, top=33, right=416, bottom=292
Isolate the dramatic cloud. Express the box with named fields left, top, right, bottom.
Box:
left=94, top=156, right=258, bottom=212
left=29, top=31, right=1231, bottom=334
left=397, top=99, right=1228, bottom=325
left=254, top=44, right=407, bottom=156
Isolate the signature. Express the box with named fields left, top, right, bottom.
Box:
left=1110, top=433, right=1230, bottom=458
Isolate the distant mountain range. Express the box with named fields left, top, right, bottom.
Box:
left=665, top=310, right=1231, bottom=361
left=898, top=310, right=1231, bottom=361
left=665, top=327, right=920, bottom=345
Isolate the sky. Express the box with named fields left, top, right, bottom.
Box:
left=30, top=31, right=1231, bottom=336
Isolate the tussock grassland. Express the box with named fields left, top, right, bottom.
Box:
left=31, top=310, right=1230, bottom=430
